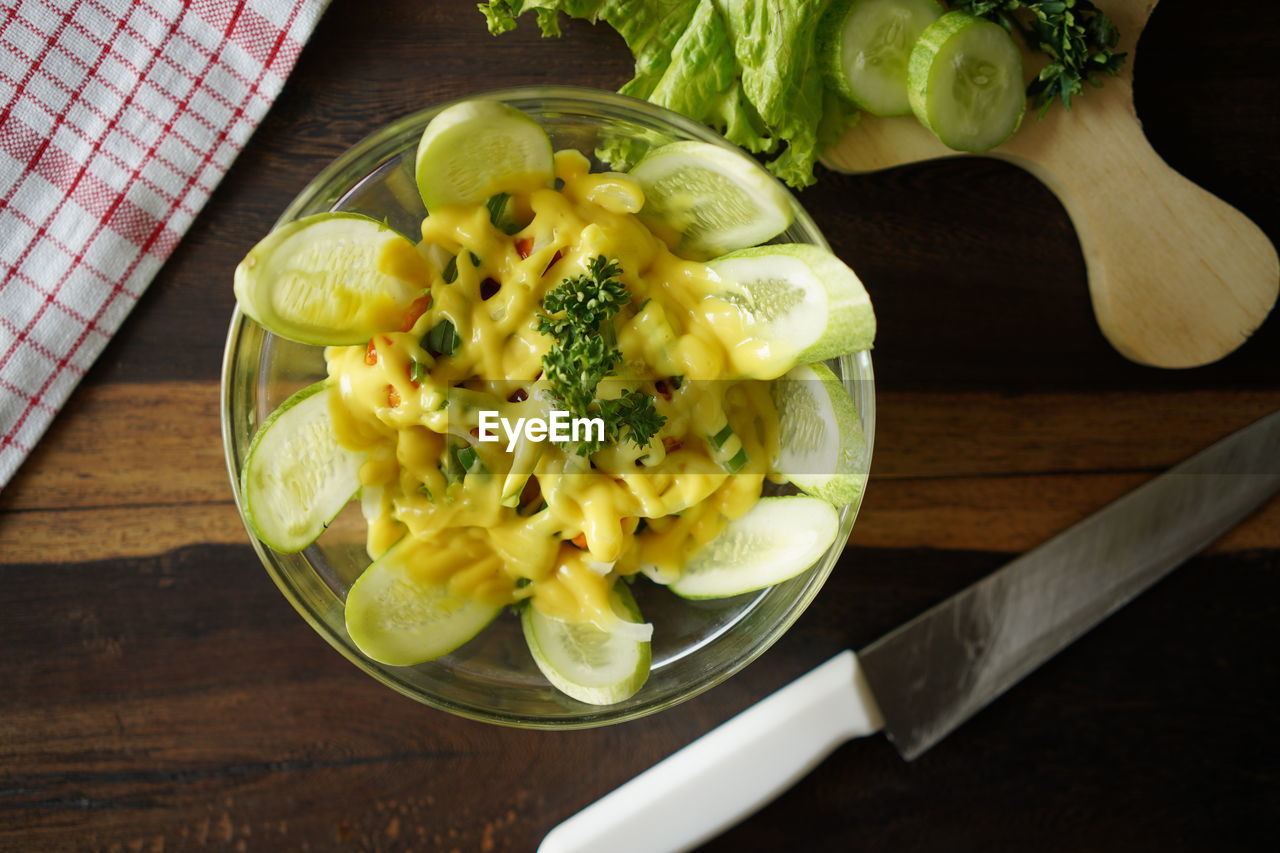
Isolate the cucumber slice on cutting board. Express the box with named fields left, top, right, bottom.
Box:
left=670, top=496, right=840, bottom=599
left=345, top=537, right=503, bottom=666
left=706, top=243, right=876, bottom=379
left=233, top=212, right=425, bottom=346
left=822, top=0, right=943, bottom=117
left=629, top=140, right=793, bottom=258
left=415, top=99, right=554, bottom=212
left=908, top=11, right=1025, bottom=153
left=773, top=362, right=869, bottom=506
left=241, top=380, right=367, bottom=553
left=522, top=583, right=652, bottom=705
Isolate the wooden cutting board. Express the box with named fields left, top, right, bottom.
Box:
left=822, top=0, right=1278, bottom=368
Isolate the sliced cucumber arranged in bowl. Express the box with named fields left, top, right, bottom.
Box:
left=630, top=140, right=793, bottom=258
left=231, top=95, right=878, bottom=710
left=241, top=380, right=367, bottom=553
left=670, top=496, right=841, bottom=599
left=345, top=537, right=504, bottom=667
left=773, top=362, right=869, bottom=506
left=822, top=0, right=943, bottom=117
left=522, top=583, right=652, bottom=705
left=233, top=212, right=427, bottom=346
left=415, top=99, right=554, bottom=211
left=707, top=243, right=876, bottom=379
left=908, top=11, right=1025, bottom=153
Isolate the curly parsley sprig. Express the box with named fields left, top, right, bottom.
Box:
left=598, top=389, right=668, bottom=450
left=536, top=256, right=665, bottom=455
left=953, top=0, right=1126, bottom=115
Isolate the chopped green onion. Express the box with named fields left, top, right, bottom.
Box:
left=424, top=319, right=459, bottom=358
left=724, top=446, right=749, bottom=473
left=709, top=423, right=734, bottom=450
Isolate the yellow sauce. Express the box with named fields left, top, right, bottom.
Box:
left=325, top=150, right=780, bottom=630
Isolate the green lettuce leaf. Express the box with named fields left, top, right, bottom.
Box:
left=478, top=0, right=847, bottom=187
left=715, top=0, right=829, bottom=187
left=481, top=1, right=698, bottom=99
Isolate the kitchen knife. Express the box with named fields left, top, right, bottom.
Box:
left=539, top=409, right=1280, bottom=853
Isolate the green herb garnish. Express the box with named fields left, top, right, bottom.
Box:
left=536, top=255, right=665, bottom=454
left=537, top=256, right=629, bottom=337
left=442, top=438, right=484, bottom=488
left=424, top=319, right=459, bottom=358
left=953, top=0, right=1126, bottom=114
left=486, top=192, right=522, bottom=234
left=598, top=389, right=667, bottom=449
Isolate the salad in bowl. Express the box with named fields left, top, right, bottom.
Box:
left=222, top=87, right=874, bottom=726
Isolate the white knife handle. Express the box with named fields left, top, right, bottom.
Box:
left=539, top=651, right=884, bottom=853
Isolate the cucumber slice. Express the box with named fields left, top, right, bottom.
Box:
left=415, top=99, right=554, bottom=212
left=821, top=0, right=943, bottom=117
left=908, top=11, right=1025, bottom=153
left=241, top=381, right=367, bottom=553
left=772, top=362, right=868, bottom=506
left=670, top=496, right=840, bottom=599
left=345, top=537, right=503, bottom=666
left=522, top=583, right=651, bottom=705
left=233, top=212, right=424, bottom=346
left=629, top=141, right=793, bottom=257
left=706, top=243, right=875, bottom=379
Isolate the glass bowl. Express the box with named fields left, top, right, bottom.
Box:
left=221, top=85, right=875, bottom=728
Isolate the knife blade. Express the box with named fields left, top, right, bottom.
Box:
left=538, top=409, right=1280, bottom=853
left=861, top=406, right=1280, bottom=759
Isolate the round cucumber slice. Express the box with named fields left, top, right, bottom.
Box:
left=821, top=0, right=943, bottom=116
left=345, top=537, right=503, bottom=667
left=629, top=140, right=793, bottom=258
left=706, top=243, right=876, bottom=379
left=241, top=380, right=367, bottom=553
left=670, top=496, right=840, bottom=599
left=522, top=583, right=651, bottom=705
left=415, top=99, right=554, bottom=212
left=233, top=212, right=424, bottom=346
left=908, top=11, right=1025, bottom=153
left=772, top=362, right=869, bottom=506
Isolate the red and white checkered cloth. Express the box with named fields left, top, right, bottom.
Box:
left=0, top=0, right=331, bottom=489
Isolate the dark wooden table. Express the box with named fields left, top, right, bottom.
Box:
left=3, top=1, right=1277, bottom=850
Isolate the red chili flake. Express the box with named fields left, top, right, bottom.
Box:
left=364, top=339, right=378, bottom=366
left=570, top=532, right=588, bottom=550
left=544, top=250, right=563, bottom=275
left=508, top=388, right=528, bottom=402
left=515, top=237, right=534, bottom=259
left=662, top=437, right=682, bottom=453
left=469, top=426, right=496, bottom=441
left=385, top=385, right=400, bottom=408
left=399, top=294, right=432, bottom=332
left=519, top=475, right=541, bottom=508
left=480, top=278, right=501, bottom=301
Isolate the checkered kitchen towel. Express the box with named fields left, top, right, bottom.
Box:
left=0, top=0, right=331, bottom=489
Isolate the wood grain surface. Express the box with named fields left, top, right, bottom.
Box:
left=2, top=1, right=1277, bottom=851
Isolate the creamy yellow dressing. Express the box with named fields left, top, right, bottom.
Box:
left=325, top=150, right=781, bottom=630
